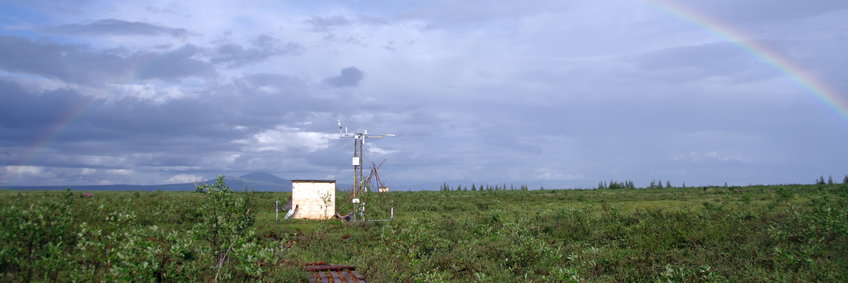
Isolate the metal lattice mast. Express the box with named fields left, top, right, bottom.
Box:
left=353, top=132, right=364, bottom=197
left=339, top=121, right=394, bottom=199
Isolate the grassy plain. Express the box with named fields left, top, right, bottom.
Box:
left=2, top=183, right=847, bottom=282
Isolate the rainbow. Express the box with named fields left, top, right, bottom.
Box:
left=0, top=93, right=96, bottom=186
left=639, top=0, right=848, bottom=121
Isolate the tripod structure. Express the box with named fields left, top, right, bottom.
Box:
left=365, top=159, right=388, bottom=193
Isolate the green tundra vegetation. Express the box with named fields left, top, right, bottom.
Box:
left=2, top=177, right=847, bottom=282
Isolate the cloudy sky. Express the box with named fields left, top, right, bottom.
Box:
left=1, top=0, right=846, bottom=189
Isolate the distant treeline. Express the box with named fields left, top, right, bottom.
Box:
left=442, top=174, right=848, bottom=191
left=439, top=183, right=538, bottom=191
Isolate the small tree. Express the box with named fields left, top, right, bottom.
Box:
left=194, top=175, right=256, bottom=281
left=827, top=176, right=834, bottom=185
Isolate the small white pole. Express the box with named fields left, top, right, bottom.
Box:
left=275, top=200, right=279, bottom=221
left=390, top=207, right=394, bottom=220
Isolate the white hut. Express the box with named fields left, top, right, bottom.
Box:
left=290, top=180, right=336, bottom=220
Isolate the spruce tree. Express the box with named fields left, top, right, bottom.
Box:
left=666, top=181, right=672, bottom=188
left=471, top=184, right=477, bottom=191
left=827, top=176, right=833, bottom=185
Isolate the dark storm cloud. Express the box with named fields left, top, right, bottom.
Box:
left=209, top=35, right=303, bottom=67
left=681, top=0, right=848, bottom=22
left=0, top=72, right=349, bottom=173
left=0, top=35, right=132, bottom=84
left=0, top=35, right=215, bottom=83
left=47, top=19, right=192, bottom=37
left=304, top=15, right=353, bottom=31
left=86, top=73, right=333, bottom=145
left=135, top=44, right=215, bottom=80
left=0, top=78, right=220, bottom=155
left=323, top=66, right=364, bottom=88
left=631, top=41, right=780, bottom=83
left=635, top=42, right=747, bottom=70
left=402, top=0, right=572, bottom=24
left=0, top=80, right=90, bottom=145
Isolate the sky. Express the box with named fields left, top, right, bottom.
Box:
left=1, top=0, right=847, bottom=190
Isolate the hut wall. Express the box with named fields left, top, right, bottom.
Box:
left=291, top=180, right=335, bottom=219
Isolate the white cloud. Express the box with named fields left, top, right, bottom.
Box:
left=167, top=174, right=204, bottom=183
left=108, top=83, right=194, bottom=103
left=4, top=165, right=43, bottom=176
left=249, top=125, right=337, bottom=152
left=367, top=146, right=398, bottom=155
left=534, top=169, right=584, bottom=180
left=673, top=151, right=745, bottom=162
left=107, top=169, right=133, bottom=175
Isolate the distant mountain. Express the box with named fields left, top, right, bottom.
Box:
left=1, top=172, right=293, bottom=192
left=236, top=172, right=289, bottom=185
left=224, top=173, right=291, bottom=191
